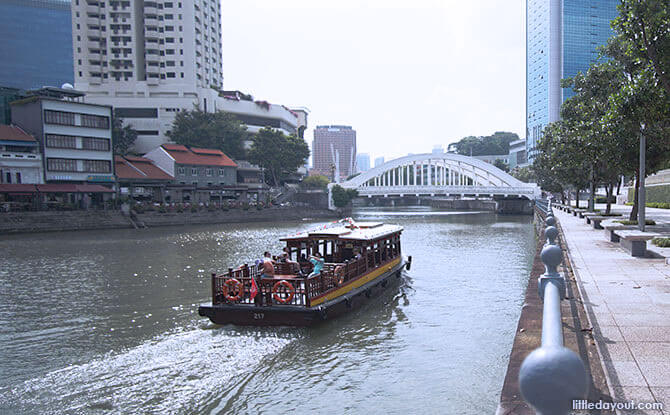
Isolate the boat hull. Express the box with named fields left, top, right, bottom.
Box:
left=198, top=258, right=407, bottom=327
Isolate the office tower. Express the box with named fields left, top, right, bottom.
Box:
left=374, top=156, right=385, bottom=168
left=0, top=0, right=74, bottom=90
left=356, top=153, right=370, bottom=173
left=312, top=125, right=356, bottom=182
left=526, top=0, right=618, bottom=162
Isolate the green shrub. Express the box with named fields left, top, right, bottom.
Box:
left=190, top=205, right=199, bottom=213
left=207, top=204, right=216, bottom=212
left=652, top=237, right=670, bottom=247
left=628, top=184, right=670, bottom=204
left=176, top=204, right=184, bottom=213
left=614, top=219, right=656, bottom=225
left=647, top=202, right=670, bottom=209
left=159, top=204, right=167, bottom=213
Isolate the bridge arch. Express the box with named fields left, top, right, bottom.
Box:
left=337, top=153, right=539, bottom=201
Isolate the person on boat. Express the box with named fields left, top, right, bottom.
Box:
left=261, top=251, right=275, bottom=278
left=308, top=252, right=324, bottom=277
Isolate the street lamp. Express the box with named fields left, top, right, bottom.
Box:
left=639, top=123, right=646, bottom=232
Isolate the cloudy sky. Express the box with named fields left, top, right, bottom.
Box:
left=222, top=0, right=526, bottom=162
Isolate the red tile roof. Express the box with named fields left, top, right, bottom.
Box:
left=0, top=184, right=38, bottom=193
left=115, top=156, right=174, bottom=180
left=160, top=144, right=237, bottom=167
left=0, top=125, right=36, bottom=142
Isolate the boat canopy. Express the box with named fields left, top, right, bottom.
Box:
left=280, top=222, right=403, bottom=242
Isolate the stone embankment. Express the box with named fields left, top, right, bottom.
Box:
left=430, top=198, right=497, bottom=211
left=0, top=207, right=338, bottom=234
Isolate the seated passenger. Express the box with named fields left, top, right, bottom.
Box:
left=308, top=252, right=324, bottom=277
left=261, top=251, right=275, bottom=278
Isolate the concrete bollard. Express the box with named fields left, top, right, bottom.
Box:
left=519, top=232, right=588, bottom=414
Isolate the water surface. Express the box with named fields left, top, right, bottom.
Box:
left=0, top=207, right=534, bottom=414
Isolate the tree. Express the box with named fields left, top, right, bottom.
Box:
left=492, top=159, right=509, bottom=172
left=510, top=166, right=536, bottom=183
left=112, top=118, right=138, bottom=155
left=247, top=128, right=310, bottom=186
left=613, top=0, right=670, bottom=96
left=167, top=108, right=247, bottom=159
left=331, top=185, right=359, bottom=208
left=448, top=132, right=519, bottom=156
left=302, top=175, right=329, bottom=190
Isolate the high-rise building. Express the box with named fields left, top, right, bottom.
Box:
left=0, top=0, right=74, bottom=90
left=374, top=156, right=385, bottom=167
left=71, top=1, right=300, bottom=153
left=526, top=0, right=618, bottom=162
left=356, top=153, right=370, bottom=173
left=312, top=125, right=356, bottom=181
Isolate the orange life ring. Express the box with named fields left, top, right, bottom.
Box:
left=222, top=278, right=244, bottom=302
left=272, top=280, right=295, bottom=304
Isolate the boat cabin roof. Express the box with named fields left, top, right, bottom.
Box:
left=280, top=222, right=403, bottom=243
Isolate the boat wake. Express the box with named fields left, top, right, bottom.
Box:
left=0, top=325, right=298, bottom=415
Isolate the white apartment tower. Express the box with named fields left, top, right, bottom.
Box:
left=72, top=0, right=222, bottom=89
left=71, top=0, right=225, bottom=152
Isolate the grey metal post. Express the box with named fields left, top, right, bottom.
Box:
left=639, top=124, right=646, bottom=232
left=519, top=224, right=587, bottom=415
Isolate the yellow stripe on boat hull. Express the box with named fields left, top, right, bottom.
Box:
left=309, top=257, right=402, bottom=307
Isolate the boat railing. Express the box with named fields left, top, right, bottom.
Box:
left=211, top=245, right=400, bottom=307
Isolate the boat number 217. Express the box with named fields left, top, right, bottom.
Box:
left=253, top=313, right=264, bottom=320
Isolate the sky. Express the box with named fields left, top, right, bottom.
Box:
left=221, top=0, right=526, bottom=163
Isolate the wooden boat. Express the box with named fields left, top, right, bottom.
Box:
left=198, top=220, right=411, bottom=326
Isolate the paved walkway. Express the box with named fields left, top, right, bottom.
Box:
left=555, top=209, right=670, bottom=415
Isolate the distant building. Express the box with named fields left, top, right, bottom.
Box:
left=526, top=0, right=618, bottom=162
left=356, top=153, right=371, bottom=173
left=432, top=145, right=443, bottom=155
left=10, top=87, right=114, bottom=185
left=473, top=154, right=509, bottom=165
left=0, top=0, right=74, bottom=90
left=143, top=143, right=239, bottom=203
left=374, top=156, right=385, bottom=167
left=312, top=125, right=356, bottom=181
left=0, top=124, right=43, bottom=184
left=508, top=139, right=527, bottom=169
left=114, top=155, right=174, bottom=202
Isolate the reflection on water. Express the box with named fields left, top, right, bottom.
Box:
left=0, top=207, right=534, bottom=414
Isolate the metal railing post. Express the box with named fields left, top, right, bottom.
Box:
left=519, top=209, right=588, bottom=415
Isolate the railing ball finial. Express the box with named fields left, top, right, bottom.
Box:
left=541, top=244, right=562, bottom=276
left=546, top=215, right=556, bottom=227
left=545, top=226, right=559, bottom=245
left=519, top=346, right=588, bottom=415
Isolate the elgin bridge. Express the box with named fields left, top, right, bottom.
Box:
left=333, top=153, right=541, bottom=214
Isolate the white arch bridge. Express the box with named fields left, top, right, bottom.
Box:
left=334, top=153, right=540, bottom=202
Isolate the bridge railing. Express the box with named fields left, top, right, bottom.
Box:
left=350, top=185, right=540, bottom=197
left=519, top=202, right=588, bottom=414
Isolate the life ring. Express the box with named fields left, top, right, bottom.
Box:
left=272, top=280, right=295, bottom=304
left=222, top=278, right=244, bottom=302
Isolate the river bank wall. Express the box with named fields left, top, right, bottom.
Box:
left=0, top=207, right=339, bottom=234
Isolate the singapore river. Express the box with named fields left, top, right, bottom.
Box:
left=0, top=207, right=534, bottom=415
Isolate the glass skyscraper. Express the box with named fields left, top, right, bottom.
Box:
left=0, top=0, right=73, bottom=90
left=526, top=0, right=618, bottom=163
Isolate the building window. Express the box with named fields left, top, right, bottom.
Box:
left=206, top=168, right=212, bottom=176
left=44, top=110, right=75, bottom=126
left=46, top=134, right=77, bottom=149
left=81, top=114, right=110, bottom=129
left=178, top=167, right=185, bottom=175
left=15, top=172, right=21, bottom=184
left=83, top=159, right=111, bottom=173
left=47, top=158, right=78, bottom=172
left=191, top=167, right=197, bottom=175
left=218, top=168, right=224, bottom=176
left=82, top=137, right=110, bottom=151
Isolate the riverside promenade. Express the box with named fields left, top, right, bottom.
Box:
left=555, top=206, right=670, bottom=414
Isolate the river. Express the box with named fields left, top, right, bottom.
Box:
left=0, top=207, right=535, bottom=414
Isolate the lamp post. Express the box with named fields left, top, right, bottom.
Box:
left=639, top=123, right=646, bottom=232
